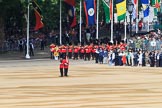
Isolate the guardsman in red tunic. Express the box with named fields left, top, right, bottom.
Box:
left=78, top=45, right=81, bottom=59
left=91, top=46, right=95, bottom=60
left=119, top=42, right=126, bottom=51
left=84, top=45, right=90, bottom=61
left=61, top=45, right=67, bottom=59
left=92, top=45, right=98, bottom=60
left=106, top=44, right=110, bottom=52
left=63, top=56, right=69, bottom=77
left=80, top=46, right=85, bottom=59
left=59, top=58, right=64, bottom=77
left=88, top=45, right=93, bottom=60
left=73, top=46, right=79, bottom=60
left=68, top=45, right=73, bottom=59
left=109, top=44, right=114, bottom=51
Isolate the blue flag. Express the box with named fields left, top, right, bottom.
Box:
left=143, top=6, right=149, bottom=17
left=141, top=0, right=149, bottom=4
left=141, top=0, right=149, bottom=17
left=84, top=0, right=96, bottom=26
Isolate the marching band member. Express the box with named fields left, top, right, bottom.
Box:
left=54, top=45, right=59, bottom=60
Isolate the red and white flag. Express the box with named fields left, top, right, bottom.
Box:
left=132, top=0, right=138, bottom=19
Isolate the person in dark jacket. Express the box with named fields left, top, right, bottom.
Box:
left=155, top=50, right=160, bottom=67
left=95, top=48, right=99, bottom=63
left=149, top=51, right=155, bottom=67
left=142, top=51, right=146, bottom=66
left=29, top=42, right=34, bottom=56
left=99, top=48, right=104, bottom=64
left=159, top=52, right=162, bottom=67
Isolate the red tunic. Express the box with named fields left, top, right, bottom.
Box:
left=59, top=62, right=64, bottom=69
left=74, top=48, right=79, bottom=53
left=85, top=48, right=90, bottom=53
left=62, top=48, right=66, bottom=53
left=62, top=59, right=69, bottom=69
left=80, top=48, right=85, bottom=53
left=68, top=46, right=73, bottom=53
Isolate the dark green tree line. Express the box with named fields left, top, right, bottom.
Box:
left=0, top=0, right=121, bottom=43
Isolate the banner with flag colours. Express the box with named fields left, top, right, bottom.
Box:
left=64, top=0, right=77, bottom=28
left=32, top=0, right=44, bottom=31
left=102, top=0, right=111, bottom=23
left=116, top=0, right=126, bottom=21
left=141, top=0, right=149, bottom=17
left=84, top=0, right=96, bottom=26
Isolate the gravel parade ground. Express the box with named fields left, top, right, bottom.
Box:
left=0, top=59, right=162, bottom=108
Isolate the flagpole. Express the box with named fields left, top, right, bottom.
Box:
left=79, top=0, right=82, bottom=43
left=147, top=1, right=150, bottom=32
left=60, top=0, right=62, bottom=45
left=136, top=17, right=138, bottom=33
left=147, top=14, right=150, bottom=32
left=136, top=0, right=138, bottom=33
left=96, top=0, right=99, bottom=39
left=124, top=17, right=127, bottom=42
left=110, top=0, right=113, bottom=43
left=25, top=0, right=30, bottom=59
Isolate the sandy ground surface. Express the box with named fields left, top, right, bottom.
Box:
left=0, top=59, right=162, bottom=108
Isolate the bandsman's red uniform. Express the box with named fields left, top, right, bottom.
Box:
left=59, top=59, right=64, bottom=77
left=88, top=45, right=93, bottom=59
left=119, top=43, right=126, bottom=51
left=109, top=45, right=114, bottom=51
left=80, top=46, right=85, bottom=59
left=68, top=45, right=73, bottom=59
left=62, top=57, right=69, bottom=77
left=92, top=46, right=96, bottom=60
left=61, top=46, right=67, bottom=59
left=84, top=46, right=90, bottom=61
left=73, top=46, right=79, bottom=60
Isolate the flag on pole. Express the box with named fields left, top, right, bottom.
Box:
left=110, top=0, right=112, bottom=20
left=141, top=0, right=149, bottom=17
left=132, top=0, right=138, bottom=19
left=116, top=0, right=126, bottom=21
left=151, top=0, right=160, bottom=16
left=143, top=6, right=149, bottom=17
left=151, top=0, right=160, bottom=7
left=32, top=0, right=44, bottom=31
left=64, top=0, right=77, bottom=28
left=84, top=0, right=96, bottom=26
left=102, top=0, right=112, bottom=23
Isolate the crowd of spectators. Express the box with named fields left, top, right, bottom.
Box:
left=0, top=24, right=162, bottom=67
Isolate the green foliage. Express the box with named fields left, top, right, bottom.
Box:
left=0, top=0, right=25, bottom=37
left=0, top=0, right=140, bottom=38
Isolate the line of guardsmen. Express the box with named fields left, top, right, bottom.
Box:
left=49, top=42, right=127, bottom=61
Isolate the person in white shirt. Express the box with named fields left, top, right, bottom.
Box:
left=150, top=38, right=156, bottom=51
left=138, top=50, right=143, bottom=66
